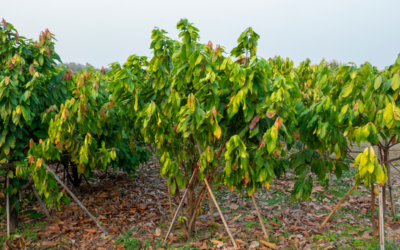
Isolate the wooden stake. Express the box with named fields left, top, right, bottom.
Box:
left=32, top=186, right=52, bottom=218
left=204, top=178, right=237, bottom=248
left=45, top=165, right=108, bottom=234
left=251, top=195, right=269, bottom=240
left=6, top=174, right=10, bottom=237
left=379, top=185, right=385, bottom=250
left=320, top=185, right=355, bottom=229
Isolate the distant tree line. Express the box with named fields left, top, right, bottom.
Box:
left=58, top=62, right=87, bottom=71
left=57, top=62, right=110, bottom=72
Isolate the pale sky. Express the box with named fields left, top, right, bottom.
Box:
left=2, top=0, right=400, bottom=69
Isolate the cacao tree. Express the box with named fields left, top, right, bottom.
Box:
left=109, top=19, right=301, bottom=238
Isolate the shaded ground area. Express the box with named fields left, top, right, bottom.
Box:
left=1, top=152, right=400, bottom=249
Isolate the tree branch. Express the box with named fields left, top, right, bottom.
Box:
left=381, top=157, right=400, bottom=165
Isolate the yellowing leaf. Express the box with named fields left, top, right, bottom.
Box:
left=374, top=76, right=382, bottom=90
left=384, top=103, right=394, bottom=128
left=366, top=162, right=374, bottom=174
left=392, top=73, right=400, bottom=91
left=341, top=81, right=354, bottom=97
left=353, top=153, right=362, bottom=167
left=341, top=105, right=348, bottom=115
left=393, top=105, right=400, bottom=120
left=213, top=124, right=222, bottom=139
left=360, top=147, right=369, bottom=166
left=368, top=146, right=375, bottom=162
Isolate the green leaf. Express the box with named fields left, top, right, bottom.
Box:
left=392, top=73, right=400, bottom=91
left=291, top=181, right=303, bottom=202
left=317, top=164, right=326, bottom=180
left=396, top=53, right=400, bottom=65
left=341, top=81, right=353, bottom=97
left=374, top=76, right=382, bottom=90
left=384, top=104, right=394, bottom=128
left=33, top=130, right=48, bottom=139
left=195, top=55, right=203, bottom=66
left=394, top=105, right=400, bottom=120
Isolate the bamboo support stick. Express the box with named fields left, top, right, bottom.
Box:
left=6, top=174, right=10, bottom=237
left=320, top=185, right=355, bottom=229
left=252, top=195, right=269, bottom=241
left=204, top=178, right=238, bottom=248
left=379, top=185, right=385, bottom=250
left=32, top=186, right=52, bottom=218
left=45, top=165, right=108, bottom=234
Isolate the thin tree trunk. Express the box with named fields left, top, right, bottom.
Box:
left=208, top=191, right=214, bottom=225
left=186, top=179, right=196, bottom=239
left=167, top=185, right=174, bottom=220
left=175, top=184, right=188, bottom=233
left=186, top=187, right=206, bottom=238
left=164, top=170, right=197, bottom=244
left=388, top=163, right=395, bottom=217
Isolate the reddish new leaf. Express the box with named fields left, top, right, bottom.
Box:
left=207, top=40, right=213, bottom=50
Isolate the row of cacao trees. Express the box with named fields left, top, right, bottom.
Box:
left=0, top=19, right=150, bottom=230
left=1, top=18, right=399, bottom=240
left=105, top=19, right=399, bottom=238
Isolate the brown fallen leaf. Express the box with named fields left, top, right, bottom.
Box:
left=316, top=238, right=327, bottom=244
left=290, top=226, right=306, bottom=231
left=41, top=240, right=57, bottom=247
left=230, top=203, right=239, bottom=210
left=245, top=215, right=256, bottom=220
left=270, top=221, right=281, bottom=227
left=200, top=242, right=208, bottom=250
left=192, top=241, right=203, bottom=247
left=83, top=228, right=97, bottom=233
left=210, top=239, right=223, bottom=245
left=260, top=240, right=277, bottom=249
left=249, top=241, right=260, bottom=249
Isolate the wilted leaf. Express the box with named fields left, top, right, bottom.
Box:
left=267, top=112, right=275, bottom=118
left=249, top=115, right=261, bottom=130
left=274, top=117, right=282, bottom=130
